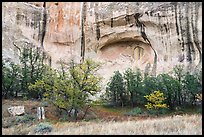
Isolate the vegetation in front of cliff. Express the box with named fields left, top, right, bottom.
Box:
left=103, top=65, right=202, bottom=115
left=2, top=46, right=102, bottom=120
left=2, top=45, right=202, bottom=122
left=2, top=46, right=202, bottom=135
left=29, top=59, right=102, bottom=120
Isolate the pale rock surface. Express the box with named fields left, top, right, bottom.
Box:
left=2, top=2, right=202, bottom=95
left=8, top=106, right=25, bottom=116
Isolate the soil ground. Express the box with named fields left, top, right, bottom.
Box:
left=2, top=99, right=202, bottom=135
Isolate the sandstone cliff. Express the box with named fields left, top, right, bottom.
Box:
left=2, top=2, right=202, bottom=86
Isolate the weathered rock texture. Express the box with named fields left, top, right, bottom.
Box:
left=8, top=106, right=25, bottom=116
left=2, top=2, right=202, bottom=87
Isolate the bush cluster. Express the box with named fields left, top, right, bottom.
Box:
left=34, top=122, right=52, bottom=134
left=125, top=107, right=143, bottom=116
left=2, top=45, right=102, bottom=120
left=2, top=45, right=46, bottom=99
left=104, top=66, right=202, bottom=110
left=16, top=114, right=36, bottom=124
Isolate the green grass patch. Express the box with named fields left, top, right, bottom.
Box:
left=34, top=122, right=53, bottom=134
left=124, top=107, right=143, bottom=116
left=95, top=105, right=132, bottom=115
left=16, top=114, right=36, bottom=124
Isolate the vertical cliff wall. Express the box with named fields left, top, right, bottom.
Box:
left=2, top=2, right=44, bottom=62
left=83, top=2, right=202, bottom=77
left=2, top=2, right=202, bottom=86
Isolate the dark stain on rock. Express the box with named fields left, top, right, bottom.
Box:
left=178, top=54, right=184, bottom=62
left=191, top=2, right=202, bottom=64
left=145, top=11, right=149, bottom=16
left=178, top=3, right=185, bottom=52
left=40, top=2, right=47, bottom=49
left=81, top=2, right=87, bottom=62
left=38, top=21, right=41, bottom=41
left=134, top=13, right=143, bottom=27
left=149, top=11, right=153, bottom=16
left=95, top=3, right=100, bottom=41
left=164, top=24, right=168, bottom=32
left=134, top=12, right=157, bottom=76
left=49, top=56, right=52, bottom=67
left=186, top=3, right=192, bottom=63
left=125, top=14, right=130, bottom=25
left=174, top=3, right=180, bottom=36
left=111, top=17, right=113, bottom=28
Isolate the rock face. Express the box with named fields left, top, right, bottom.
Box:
left=8, top=106, right=25, bottom=116
left=2, top=2, right=202, bottom=86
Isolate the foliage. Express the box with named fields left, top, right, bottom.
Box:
left=125, top=107, right=143, bottom=116
left=104, top=64, right=202, bottom=115
left=147, top=108, right=168, bottom=115
left=2, top=45, right=46, bottom=99
left=144, top=91, right=167, bottom=110
left=124, top=68, right=143, bottom=106
left=16, top=114, right=36, bottom=124
left=171, top=65, right=185, bottom=106
left=156, top=73, right=180, bottom=110
left=142, top=75, right=158, bottom=95
left=182, top=72, right=202, bottom=105
left=34, top=122, right=52, bottom=134
left=106, top=71, right=126, bottom=107
left=2, top=59, right=21, bottom=98
left=29, top=59, right=102, bottom=120
left=196, top=107, right=202, bottom=114
left=19, top=46, right=46, bottom=99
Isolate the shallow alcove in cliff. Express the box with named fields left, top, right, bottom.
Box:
left=98, top=39, right=153, bottom=67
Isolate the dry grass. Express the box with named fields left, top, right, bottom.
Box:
left=2, top=99, right=202, bottom=135
left=39, top=114, right=202, bottom=135
left=2, top=124, right=36, bottom=135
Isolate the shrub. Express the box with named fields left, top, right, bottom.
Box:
left=125, top=107, right=143, bottom=116
left=144, top=91, right=167, bottom=110
left=16, top=114, right=36, bottom=124
left=34, top=122, right=52, bottom=134
left=196, top=108, right=202, bottom=114
left=41, top=101, right=49, bottom=107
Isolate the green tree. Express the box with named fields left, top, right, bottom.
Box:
left=142, top=75, right=158, bottom=95
left=29, top=59, right=101, bottom=120
left=156, top=73, right=180, bottom=110
left=106, top=71, right=126, bottom=107
left=182, top=72, right=202, bottom=105
left=2, top=59, right=21, bottom=98
left=19, top=45, right=46, bottom=99
left=124, top=68, right=142, bottom=107
left=172, top=65, right=185, bottom=105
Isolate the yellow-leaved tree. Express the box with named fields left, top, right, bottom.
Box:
left=29, top=59, right=102, bottom=120
left=144, top=91, right=168, bottom=115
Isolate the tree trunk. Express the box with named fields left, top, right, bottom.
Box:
left=130, top=92, right=134, bottom=107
